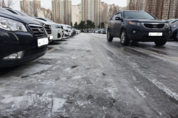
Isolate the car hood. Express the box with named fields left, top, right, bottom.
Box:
left=126, top=19, right=168, bottom=23
left=34, top=19, right=52, bottom=25
left=0, top=11, right=41, bottom=25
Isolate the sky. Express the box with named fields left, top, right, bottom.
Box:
left=13, top=0, right=127, bottom=11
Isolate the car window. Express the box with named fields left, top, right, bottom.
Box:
left=6, top=9, right=18, bottom=14
left=112, top=15, right=117, bottom=20
left=124, top=11, right=155, bottom=19
left=15, top=10, right=29, bottom=17
left=36, top=18, right=47, bottom=21
left=117, top=13, right=121, bottom=18
left=172, top=20, right=178, bottom=24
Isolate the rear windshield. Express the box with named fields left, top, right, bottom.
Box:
left=124, top=11, right=155, bottom=20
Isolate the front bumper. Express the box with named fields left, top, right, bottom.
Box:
left=0, top=29, right=48, bottom=68
left=52, top=28, right=63, bottom=40
left=48, top=34, right=53, bottom=42
left=127, top=25, right=171, bottom=42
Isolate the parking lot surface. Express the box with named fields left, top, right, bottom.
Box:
left=1, top=33, right=178, bottom=118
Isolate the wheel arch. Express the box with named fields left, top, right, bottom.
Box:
left=119, top=27, right=126, bottom=38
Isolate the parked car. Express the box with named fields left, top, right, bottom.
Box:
left=107, top=10, right=171, bottom=46
left=167, top=19, right=178, bottom=40
left=102, top=29, right=107, bottom=34
left=71, top=28, right=76, bottom=36
left=62, top=25, right=71, bottom=38
left=75, top=29, right=81, bottom=34
left=0, top=9, right=48, bottom=68
left=35, top=17, right=64, bottom=42
left=1, top=8, right=54, bottom=43
left=94, top=29, right=100, bottom=33
left=98, top=29, right=102, bottom=33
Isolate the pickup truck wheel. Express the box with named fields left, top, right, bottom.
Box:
left=155, top=40, right=167, bottom=46
left=107, top=30, right=113, bottom=42
left=120, top=29, right=130, bottom=46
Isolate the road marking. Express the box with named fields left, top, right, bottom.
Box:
left=47, top=47, right=56, bottom=53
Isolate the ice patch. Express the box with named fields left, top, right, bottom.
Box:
left=150, top=79, right=178, bottom=101
left=52, top=98, right=66, bottom=113
left=134, top=86, right=146, bottom=98
left=65, top=68, right=71, bottom=72
left=19, top=64, right=51, bottom=77
left=72, top=76, right=82, bottom=79
left=104, top=86, right=118, bottom=98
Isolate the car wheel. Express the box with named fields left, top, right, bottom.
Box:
left=155, top=40, right=167, bottom=46
left=120, top=29, right=130, bottom=46
left=107, top=30, right=113, bottom=42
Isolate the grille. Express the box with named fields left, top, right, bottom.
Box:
left=144, top=24, right=164, bottom=29
left=44, top=25, right=52, bottom=34
left=29, top=24, right=45, bottom=38
left=24, top=46, right=47, bottom=57
left=143, top=24, right=165, bottom=29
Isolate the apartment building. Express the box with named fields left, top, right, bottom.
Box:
left=72, top=5, right=80, bottom=24
left=81, top=0, right=101, bottom=27
left=127, top=0, right=178, bottom=20
left=52, top=0, right=72, bottom=25
left=20, top=0, right=41, bottom=17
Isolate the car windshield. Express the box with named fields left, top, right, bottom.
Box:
left=44, top=18, right=55, bottom=23
left=15, top=10, right=29, bottom=17
left=124, top=11, right=155, bottom=19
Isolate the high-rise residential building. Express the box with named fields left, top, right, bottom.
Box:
left=72, top=5, right=80, bottom=25
left=52, top=0, right=72, bottom=25
left=128, top=0, right=178, bottom=20
left=20, top=0, right=41, bottom=17
left=100, top=2, right=119, bottom=28
left=81, top=0, right=101, bottom=28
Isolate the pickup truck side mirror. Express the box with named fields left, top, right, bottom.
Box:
left=115, top=17, right=122, bottom=21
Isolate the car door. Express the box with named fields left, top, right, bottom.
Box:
left=109, top=15, right=116, bottom=36
left=114, top=13, right=122, bottom=37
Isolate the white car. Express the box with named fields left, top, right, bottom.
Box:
left=35, top=18, right=64, bottom=41
left=61, top=24, right=72, bottom=38
left=76, top=30, right=81, bottom=34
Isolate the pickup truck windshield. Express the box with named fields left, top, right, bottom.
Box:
left=124, top=11, right=155, bottom=20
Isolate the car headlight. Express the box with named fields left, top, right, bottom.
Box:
left=171, top=24, right=177, bottom=28
left=129, top=22, right=141, bottom=26
left=165, top=23, right=170, bottom=28
left=0, top=16, right=27, bottom=32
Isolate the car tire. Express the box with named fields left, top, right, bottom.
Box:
left=107, top=30, right=113, bottom=42
left=155, top=40, right=167, bottom=46
left=120, top=29, right=130, bottom=46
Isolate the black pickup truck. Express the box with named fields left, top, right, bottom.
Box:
left=107, top=10, right=171, bottom=46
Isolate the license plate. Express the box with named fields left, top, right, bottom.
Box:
left=38, top=38, right=48, bottom=47
left=149, top=32, right=162, bottom=36
left=50, top=36, right=53, bottom=39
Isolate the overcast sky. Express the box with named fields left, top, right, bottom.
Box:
left=13, top=0, right=127, bottom=11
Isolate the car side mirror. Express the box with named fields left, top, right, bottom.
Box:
left=115, top=17, right=122, bottom=21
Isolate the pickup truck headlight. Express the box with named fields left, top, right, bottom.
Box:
left=129, top=22, right=141, bottom=26
left=0, top=16, right=27, bottom=32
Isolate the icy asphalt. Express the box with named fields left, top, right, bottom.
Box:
left=1, top=33, right=178, bottom=118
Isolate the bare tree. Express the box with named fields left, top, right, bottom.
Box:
left=40, top=8, right=52, bottom=20
left=0, top=0, right=16, bottom=8
left=21, top=0, right=40, bottom=17
left=107, top=5, right=117, bottom=21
